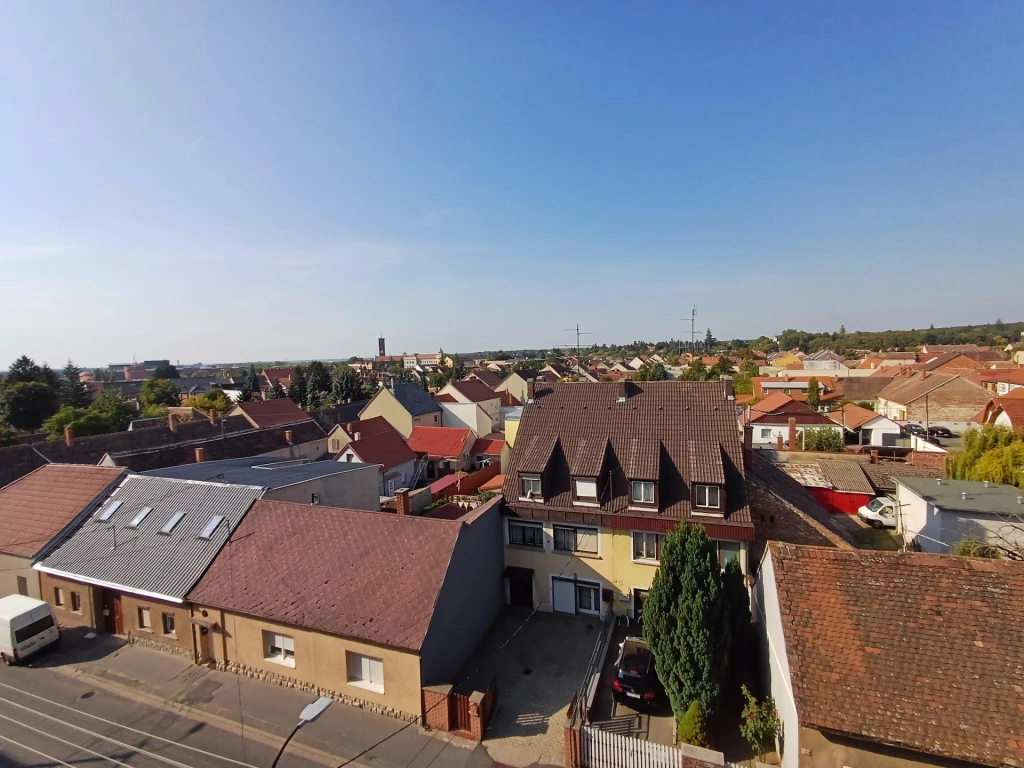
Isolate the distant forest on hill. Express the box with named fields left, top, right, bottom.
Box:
left=771, top=320, right=1024, bottom=355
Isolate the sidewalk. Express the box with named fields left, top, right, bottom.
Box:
left=43, top=629, right=492, bottom=768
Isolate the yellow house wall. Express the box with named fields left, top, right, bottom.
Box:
left=504, top=417, right=520, bottom=447
left=202, top=607, right=424, bottom=719
left=359, top=389, right=415, bottom=437
left=0, top=554, right=39, bottom=599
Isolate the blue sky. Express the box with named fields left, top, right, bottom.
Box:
left=2, top=2, right=1022, bottom=366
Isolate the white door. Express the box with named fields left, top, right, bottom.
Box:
left=552, top=578, right=576, bottom=614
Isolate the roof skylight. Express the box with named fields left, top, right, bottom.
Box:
left=159, top=511, right=187, bottom=534
left=97, top=500, right=123, bottom=521
left=126, top=507, right=152, bottom=528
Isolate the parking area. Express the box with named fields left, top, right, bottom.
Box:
left=587, top=624, right=675, bottom=746
left=457, top=608, right=604, bottom=768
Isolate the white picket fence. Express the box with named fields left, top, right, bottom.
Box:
left=580, top=725, right=687, bottom=768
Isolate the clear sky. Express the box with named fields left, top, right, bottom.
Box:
left=2, top=2, right=1022, bottom=367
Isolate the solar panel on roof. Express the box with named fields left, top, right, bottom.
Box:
left=198, top=515, right=225, bottom=540
left=126, top=507, right=152, bottom=528
left=160, top=511, right=186, bottom=534
left=97, top=500, right=123, bottom=521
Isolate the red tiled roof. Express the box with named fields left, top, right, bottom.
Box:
left=471, top=437, right=506, bottom=456
left=188, top=500, right=463, bottom=651
left=479, top=473, right=505, bottom=491
left=979, top=368, right=1024, bottom=386
left=433, top=393, right=457, bottom=403
left=825, top=403, right=883, bottom=430
left=496, top=390, right=521, bottom=406
left=231, top=399, right=311, bottom=428
left=342, top=416, right=397, bottom=440
left=0, top=465, right=126, bottom=558
left=747, top=394, right=835, bottom=426
left=340, top=430, right=416, bottom=470
left=408, top=426, right=473, bottom=458
left=448, top=379, right=500, bottom=403
left=769, top=542, right=1024, bottom=766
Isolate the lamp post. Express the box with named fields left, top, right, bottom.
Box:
left=270, top=696, right=333, bottom=768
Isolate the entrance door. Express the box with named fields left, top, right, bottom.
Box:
left=508, top=577, right=533, bottom=608
left=552, top=577, right=576, bottom=614
left=633, top=589, right=649, bottom=623
left=102, top=592, right=123, bottom=634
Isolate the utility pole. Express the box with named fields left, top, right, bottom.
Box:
left=680, top=306, right=697, bottom=356
left=563, top=324, right=594, bottom=377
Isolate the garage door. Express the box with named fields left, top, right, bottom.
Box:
left=552, top=577, right=575, bottom=614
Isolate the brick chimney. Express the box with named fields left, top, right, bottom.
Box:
left=526, top=378, right=536, bottom=403
left=208, top=409, right=217, bottom=426
left=616, top=380, right=627, bottom=401
left=870, top=449, right=879, bottom=464
left=396, top=488, right=411, bottom=516
left=788, top=417, right=798, bottom=450
left=777, top=434, right=784, bottom=451
left=195, top=447, right=206, bottom=463
left=285, top=429, right=293, bottom=444
left=742, top=425, right=753, bottom=471
left=168, top=413, right=178, bottom=432
left=64, top=425, right=74, bottom=448
left=921, top=370, right=928, bottom=380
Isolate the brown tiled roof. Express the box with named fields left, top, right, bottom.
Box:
left=340, top=430, right=416, bottom=470
left=449, top=379, right=500, bottom=403
left=433, top=393, right=457, bottom=403
left=825, top=403, right=881, bottom=430
left=0, top=465, right=126, bottom=558
left=688, top=440, right=725, bottom=485
left=343, top=416, right=397, bottom=439
left=747, top=394, right=836, bottom=426
left=407, top=426, right=473, bottom=458
left=832, top=377, right=894, bottom=401
left=816, top=459, right=874, bottom=494
left=188, top=500, right=463, bottom=651
left=567, top=437, right=607, bottom=477
left=496, top=390, right=521, bottom=407
left=232, top=399, right=311, bottom=428
left=769, top=543, right=1024, bottom=766
left=915, top=352, right=985, bottom=371
left=875, top=372, right=960, bottom=405
left=469, top=370, right=504, bottom=389
left=979, top=368, right=1024, bottom=387
left=502, top=381, right=750, bottom=525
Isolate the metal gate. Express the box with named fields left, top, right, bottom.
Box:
left=580, top=725, right=686, bottom=768
left=453, top=691, right=472, bottom=732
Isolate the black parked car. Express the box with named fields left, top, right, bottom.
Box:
left=904, top=424, right=927, bottom=437
left=612, top=637, right=665, bottom=709
left=928, top=426, right=955, bottom=438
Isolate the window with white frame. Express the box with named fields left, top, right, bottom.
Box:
left=760, top=428, right=772, bottom=439
left=631, top=480, right=655, bottom=504
left=264, top=631, right=295, bottom=666
left=695, top=484, right=721, bottom=509
left=632, top=531, right=663, bottom=562
left=575, top=582, right=601, bottom=615
left=716, top=540, right=741, bottom=568
left=137, top=607, right=152, bottom=631
left=162, top=612, right=176, bottom=636
left=520, top=475, right=542, bottom=499
left=54, top=588, right=65, bottom=607
left=553, top=525, right=599, bottom=555
left=508, top=519, right=544, bottom=548
left=574, top=478, right=597, bottom=500
left=346, top=651, right=384, bottom=693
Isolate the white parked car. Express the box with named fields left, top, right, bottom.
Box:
left=858, top=497, right=897, bottom=529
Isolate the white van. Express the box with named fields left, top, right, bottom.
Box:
left=0, top=594, right=60, bottom=665
left=857, top=496, right=898, bottom=529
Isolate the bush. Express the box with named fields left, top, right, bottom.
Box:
left=739, top=685, right=780, bottom=759
left=800, top=426, right=845, bottom=452
left=677, top=700, right=712, bottom=748
left=951, top=538, right=1000, bottom=558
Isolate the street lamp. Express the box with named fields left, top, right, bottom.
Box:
left=270, top=696, right=333, bottom=768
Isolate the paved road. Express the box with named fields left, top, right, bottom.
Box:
left=0, top=661, right=321, bottom=768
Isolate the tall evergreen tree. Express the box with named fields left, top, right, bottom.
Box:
left=62, top=360, right=92, bottom=408
left=305, top=361, right=331, bottom=395
left=288, top=366, right=307, bottom=404
left=305, top=375, right=322, bottom=410
left=806, top=377, right=821, bottom=410
left=643, top=524, right=730, bottom=716
left=244, top=365, right=261, bottom=394
left=6, top=355, right=42, bottom=384
left=267, top=381, right=286, bottom=399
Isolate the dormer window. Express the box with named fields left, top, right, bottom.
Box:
left=695, top=484, right=721, bottom=509
left=631, top=481, right=655, bottom=504
left=520, top=475, right=542, bottom=500
left=574, top=478, right=597, bottom=500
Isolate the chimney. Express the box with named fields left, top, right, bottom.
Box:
left=526, top=378, right=536, bottom=403
left=354, top=431, right=362, bottom=442
left=921, top=370, right=928, bottom=380
left=777, top=434, right=784, bottom=451
left=195, top=447, right=206, bottom=463
left=64, top=425, right=74, bottom=448
left=168, top=413, right=178, bottom=432
left=961, top=491, right=968, bottom=500
left=870, top=449, right=879, bottom=465
left=396, top=488, right=411, bottom=516
left=208, top=409, right=217, bottom=425
left=742, top=425, right=753, bottom=471
left=616, top=380, right=627, bottom=402
left=285, top=429, right=293, bottom=444
left=788, top=417, right=798, bottom=450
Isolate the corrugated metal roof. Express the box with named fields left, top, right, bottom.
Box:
left=817, top=460, right=874, bottom=495
left=37, top=475, right=262, bottom=601
left=143, top=457, right=372, bottom=488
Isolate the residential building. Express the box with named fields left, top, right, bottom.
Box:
left=494, top=369, right=540, bottom=405
left=824, top=403, right=902, bottom=446
left=745, top=394, right=844, bottom=449
left=503, top=407, right=523, bottom=447
left=437, top=399, right=492, bottom=436
left=875, top=371, right=990, bottom=429
left=35, top=475, right=262, bottom=657
left=335, top=430, right=418, bottom=497
left=436, top=380, right=502, bottom=431
left=359, top=383, right=443, bottom=438
left=896, top=477, right=1024, bottom=554
left=187, top=498, right=504, bottom=721
left=144, top=456, right=379, bottom=511
left=466, top=369, right=505, bottom=389
left=471, top=435, right=509, bottom=471
left=752, top=377, right=837, bottom=403
left=407, top=426, right=475, bottom=481
left=753, top=542, right=1024, bottom=768
left=977, top=367, right=1024, bottom=396
left=325, top=416, right=397, bottom=455
left=501, top=380, right=753, bottom=620
left=228, top=399, right=311, bottom=429
left=972, top=392, right=1024, bottom=432
left=913, top=351, right=986, bottom=374
left=0, top=465, right=126, bottom=600
left=260, top=368, right=295, bottom=391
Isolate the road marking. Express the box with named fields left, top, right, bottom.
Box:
left=0, top=732, right=78, bottom=768
left=0, top=680, right=257, bottom=767
left=0, top=710, right=136, bottom=767
left=0, top=694, right=193, bottom=768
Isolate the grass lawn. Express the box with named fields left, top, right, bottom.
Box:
left=850, top=526, right=902, bottom=551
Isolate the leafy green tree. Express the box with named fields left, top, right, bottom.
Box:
left=739, top=686, right=780, bottom=760
left=946, top=425, right=1024, bottom=488
left=91, top=391, right=136, bottom=432
left=951, top=538, right=1001, bottom=558
left=152, top=361, right=180, bottom=379
left=800, top=426, right=845, bottom=452
left=708, top=356, right=733, bottom=380
left=683, top=358, right=708, bottom=381
left=139, top=404, right=170, bottom=419
left=288, top=366, right=307, bottom=403
left=359, top=378, right=379, bottom=400
left=0, top=424, right=17, bottom=446
left=5, top=355, right=43, bottom=384
left=677, top=701, right=711, bottom=749
left=806, top=377, right=821, bottom=410
left=740, top=359, right=760, bottom=377
left=183, top=388, right=231, bottom=413
left=62, top=360, right=92, bottom=408
left=0, top=381, right=59, bottom=430
left=634, top=362, right=668, bottom=381
left=140, top=378, right=180, bottom=409
left=43, top=407, right=115, bottom=440
left=329, top=365, right=364, bottom=404
left=643, top=524, right=729, bottom=716
left=449, top=355, right=467, bottom=381
left=347, top=355, right=361, bottom=364
left=428, top=372, right=447, bottom=389
left=305, top=361, right=331, bottom=395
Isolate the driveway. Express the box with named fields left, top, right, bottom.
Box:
left=458, top=608, right=605, bottom=768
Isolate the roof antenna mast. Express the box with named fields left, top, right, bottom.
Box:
left=563, top=324, right=594, bottom=378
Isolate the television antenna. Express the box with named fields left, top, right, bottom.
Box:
left=679, top=305, right=696, bottom=355
left=563, top=324, right=595, bottom=377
